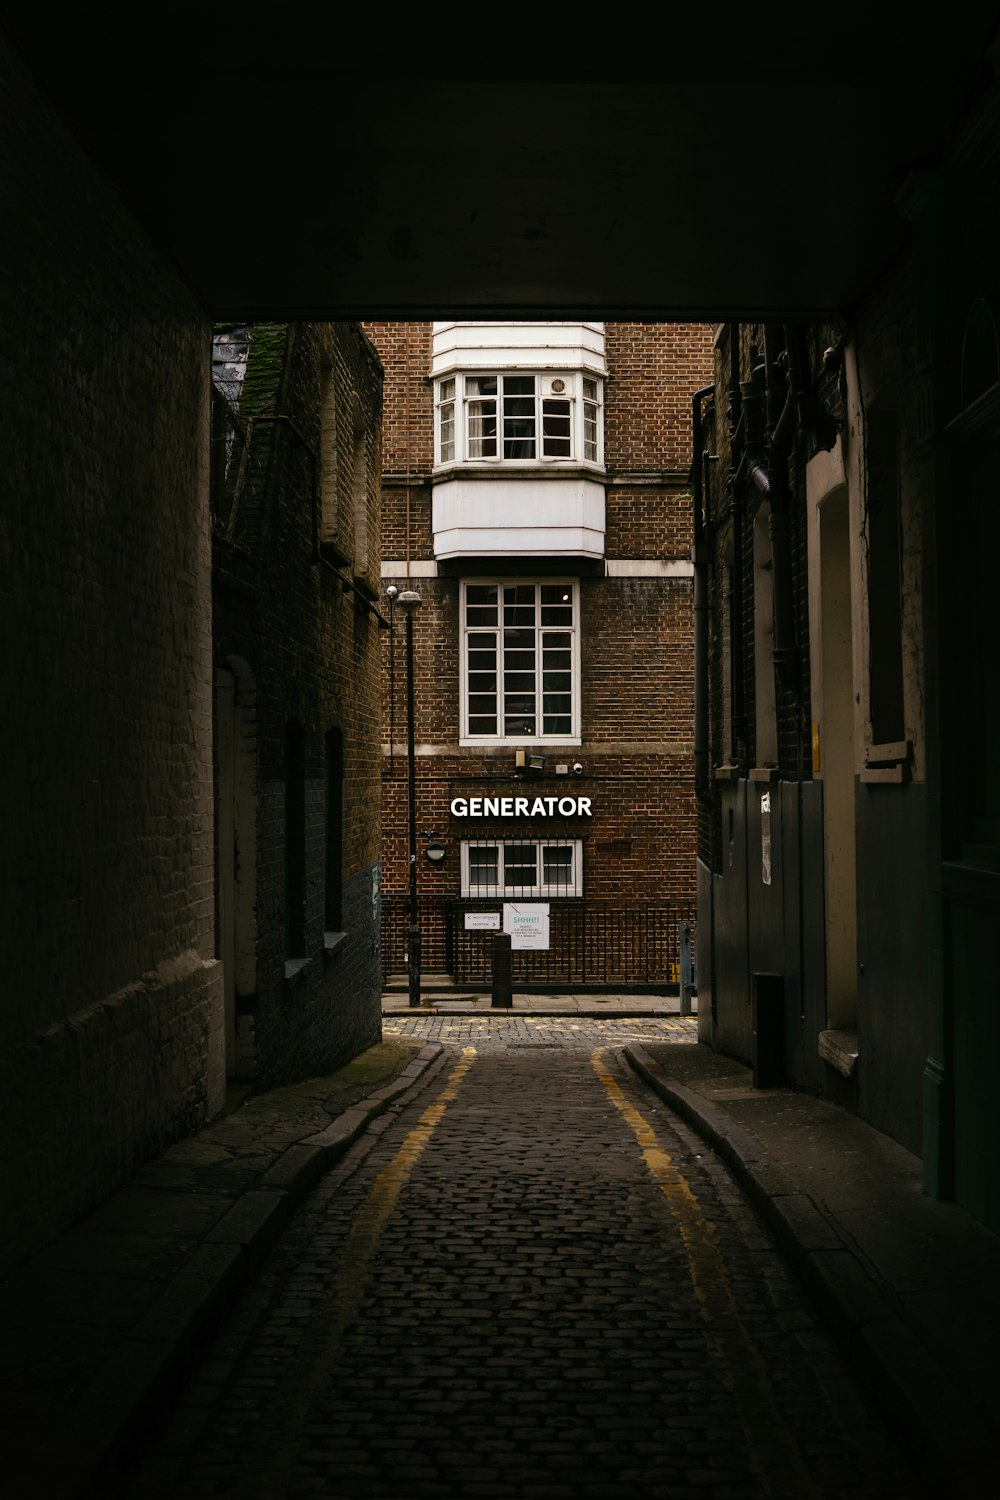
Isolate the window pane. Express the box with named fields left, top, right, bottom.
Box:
left=469, top=846, right=498, bottom=887
left=468, top=400, right=497, bottom=458
left=543, top=846, right=573, bottom=886
left=505, top=396, right=535, bottom=417
left=466, top=585, right=498, bottom=627
left=440, top=378, right=456, bottom=400
left=540, top=585, right=571, bottom=603
left=504, top=845, right=538, bottom=888
left=468, top=376, right=497, bottom=396
left=503, top=376, right=535, bottom=396
left=440, top=402, right=455, bottom=462
left=583, top=381, right=599, bottom=462
left=542, top=399, right=572, bottom=457
left=504, top=430, right=535, bottom=459
left=503, top=647, right=535, bottom=671
left=504, top=713, right=536, bottom=735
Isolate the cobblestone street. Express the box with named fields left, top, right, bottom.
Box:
left=123, top=1019, right=918, bottom=1499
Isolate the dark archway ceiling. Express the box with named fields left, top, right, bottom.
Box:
left=4, top=4, right=998, bottom=321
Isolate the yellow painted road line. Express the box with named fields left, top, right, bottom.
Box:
left=592, top=1050, right=821, bottom=1500
left=232, top=1047, right=477, bottom=1499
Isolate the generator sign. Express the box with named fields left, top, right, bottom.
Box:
left=451, top=796, right=592, bottom=819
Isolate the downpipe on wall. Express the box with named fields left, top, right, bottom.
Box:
left=692, top=384, right=715, bottom=804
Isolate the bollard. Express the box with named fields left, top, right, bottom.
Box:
left=491, top=932, right=513, bottom=1008
left=679, top=920, right=693, bottom=1017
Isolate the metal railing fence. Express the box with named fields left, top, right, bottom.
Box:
left=381, top=896, right=695, bottom=990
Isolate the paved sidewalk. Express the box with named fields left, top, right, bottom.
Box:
left=382, top=988, right=693, bottom=1016
left=626, top=1040, right=1000, bottom=1500
left=0, top=1038, right=448, bottom=1500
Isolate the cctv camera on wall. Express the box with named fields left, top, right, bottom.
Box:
left=573, top=762, right=583, bottom=775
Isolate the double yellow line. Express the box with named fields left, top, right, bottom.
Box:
left=233, top=1046, right=477, bottom=1499
left=592, top=1050, right=820, bottom=1500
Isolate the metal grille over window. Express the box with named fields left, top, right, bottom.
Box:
left=209, top=325, right=271, bottom=547
left=461, top=838, right=582, bottom=898
left=463, top=581, right=577, bottom=740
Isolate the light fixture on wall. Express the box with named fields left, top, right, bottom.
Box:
left=424, top=839, right=447, bottom=865
left=515, top=750, right=546, bottom=775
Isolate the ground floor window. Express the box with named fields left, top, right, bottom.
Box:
left=460, top=838, right=583, bottom=898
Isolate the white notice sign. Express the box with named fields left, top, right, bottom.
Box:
left=503, top=902, right=550, bottom=951
left=464, top=911, right=501, bottom=931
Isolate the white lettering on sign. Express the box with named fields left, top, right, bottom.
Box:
left=450, top=796, right=592, bottom=818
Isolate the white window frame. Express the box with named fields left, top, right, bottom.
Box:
left=459, top=578, right=582, bottom=746
left=434, top=371, right=604, bottom=469
left=460, top=839, right=584, bottom=898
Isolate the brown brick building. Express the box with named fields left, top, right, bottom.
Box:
left=210, top=321, right=385, bottom=1087
left=364, top=322, right=714, bottom=989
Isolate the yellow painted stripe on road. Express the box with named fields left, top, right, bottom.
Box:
left=234, top=1046, right=477, bottom=1499
left=592, top=1050, right=821, bottom=1500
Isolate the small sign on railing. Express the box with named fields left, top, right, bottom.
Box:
left=503, top=902, right=550, bottom=950
left=464, top=911, right=501, bottom=930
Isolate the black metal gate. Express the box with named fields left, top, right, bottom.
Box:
left=382, top=896, right=693, bottom=990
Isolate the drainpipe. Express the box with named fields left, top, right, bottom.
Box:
left=763, top=326, right=799, bottom=694
left=727, top=325, right=746, bottom=758
left=692, top=385, right=715, bottom=802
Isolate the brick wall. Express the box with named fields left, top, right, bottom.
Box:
left=213, top=321, right=385, bottom=1087
left=361, top=323, right=433, bottom=477
left=370, top=319, right=713, bottom=982
left=0, top=36, right=221, bottom=1272
left=605, top=323, right=716, bottom=473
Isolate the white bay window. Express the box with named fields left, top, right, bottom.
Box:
left=435, top=371, right=603, bottom=468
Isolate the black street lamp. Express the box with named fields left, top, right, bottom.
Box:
left=397, top=588, right=422, bottom=1007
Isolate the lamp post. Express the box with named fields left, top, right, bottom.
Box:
left=397, top=588, right=422, bottom=1007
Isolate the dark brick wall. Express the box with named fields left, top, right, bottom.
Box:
left=213, top=321, right=385, bottom=1088
left=0, top=35, right=221, bottom=1272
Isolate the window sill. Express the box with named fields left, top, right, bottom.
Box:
left=862, top=742, right=912, bottom=782
left=459, top=738, right=581, bottom=750
left=283, top=956, right=312, bottom=990
left=748, top=766, right=779, bottom=784
left=714, top=764, right=742, bottom=782
left=818, top=1029, right=859, bottom=1079
left=860, top=765, right=910, bottom=784
left=324, top=930, right=348, bottom=954
left=432, top=461, right=605, bottom=481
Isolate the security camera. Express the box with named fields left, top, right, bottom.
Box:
left=573, top=762, right=583, bottom=775
left=385, top=584, right=399, bottom=599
